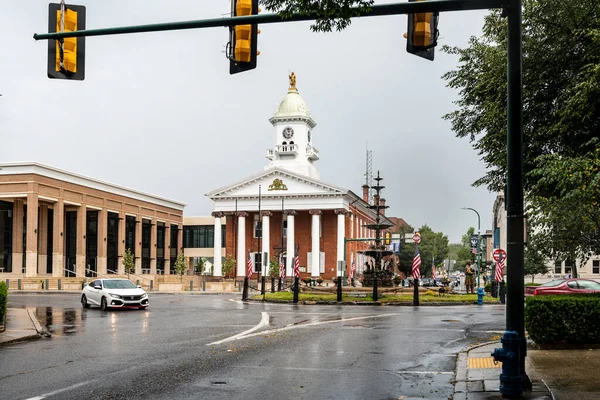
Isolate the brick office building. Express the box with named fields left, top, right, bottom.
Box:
left=0, top=163, right=184, bottom=279
left=205, top=76, right=392, bottom=280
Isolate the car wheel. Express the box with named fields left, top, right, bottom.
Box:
left=100, top=297, right=109, bottom=311
left=81, top=294, right=90, bottom=309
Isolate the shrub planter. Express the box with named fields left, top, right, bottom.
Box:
left=525, top=294, right=600, bottom=345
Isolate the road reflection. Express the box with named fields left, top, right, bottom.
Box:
left=34, top=307, right=85, bottom=336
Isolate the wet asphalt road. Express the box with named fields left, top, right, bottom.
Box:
left=1, top=294, right=506, bottom=400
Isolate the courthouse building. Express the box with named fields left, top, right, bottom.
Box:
left=205, top=75, right=392, bottom=280
left=0, top=163, right=184, bottom=278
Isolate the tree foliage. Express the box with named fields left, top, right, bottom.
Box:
left=442, top=0, right=600, bottom=261
left=123, top=248, right=135, bottom=277
left=397, top=225, right=449, bottom=278
left=261, top=0, right=373, bottom=32
left=174, top=253, right=187, bottom=282
left=222, top=255, right=236, bottom=279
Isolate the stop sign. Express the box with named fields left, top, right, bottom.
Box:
left=413, top=232, right=421, bottom=244
left=493, top=248, right=507, bottom=262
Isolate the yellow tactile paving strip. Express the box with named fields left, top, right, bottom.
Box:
left=468, top=357, right=502, bottom=369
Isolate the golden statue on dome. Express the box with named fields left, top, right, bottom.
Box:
left=289, top=72, right=297, bottom=90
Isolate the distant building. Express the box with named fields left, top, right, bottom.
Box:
left=492, top=193, right=600, bottom=280
left=203, top=76, right=394, bottom=280
left=0, top=163, right=184, bottom=278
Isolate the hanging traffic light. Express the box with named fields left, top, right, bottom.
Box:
left=405, top=0, right=439, bottom=61
left=384, top=232, right=392, bottom=246
left=229, top=0, right=260, bottom=74
left=47, top=3, right=86, bottom=80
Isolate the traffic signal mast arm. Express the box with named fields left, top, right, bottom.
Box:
left=34, top=0, right=503, bottom=41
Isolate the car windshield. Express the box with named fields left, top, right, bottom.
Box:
left=540, top=279, right=566, bottom=287
left=102, top=280, right=137, bottom=289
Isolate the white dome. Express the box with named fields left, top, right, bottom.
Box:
left=273, top=88, right=310, bottom=118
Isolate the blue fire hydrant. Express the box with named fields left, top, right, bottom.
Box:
left=491, top=330, right=523, bottom=398
left=477, top=287, right=485, bottom=305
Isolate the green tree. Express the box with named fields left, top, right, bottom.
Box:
left=523, top=239, right=549, bottom=282
left=222, top=255, right=236, bottom=279
left=396, top=225, right=449, bottom=278
left=262, top=0, right=374, bottom=32
left=195, top=257, right=207, bottom=275
left=268, top=258, right=280, bottom=279
left=442, top=0, right=600, bottom=260
left=123, top=248, right=135, bottom=278
left=174, top=253, right=187, bottom=282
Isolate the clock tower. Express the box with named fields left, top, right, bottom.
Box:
left=266, top=73, right=320, bottom=179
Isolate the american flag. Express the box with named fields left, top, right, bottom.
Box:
left=412, top=246, right=422, bottom=279
left=431, top=264, right=436, bottom=280
left=350, top=257, right=356, bottom=278
left=279, top=259, right=286, bottom=279
left=495, top=260, right=505, bottom=283
left=293, top=256, right=300, bottom=278
left=246, top=254, right=253, bottom=279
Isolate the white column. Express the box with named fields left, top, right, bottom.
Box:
left=335, top=209, right=346, bottom=277
left=310, top=210, right=321, bottom=277
left=212, top=212, right=223, bottom=277
left=236, top=212, right=246, bottom=277
left=285, top=211, right=295, bottom=277
left=261, top=211, right=271, bottom=272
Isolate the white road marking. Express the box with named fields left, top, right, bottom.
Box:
left=396, top=371, right=454, bottom=375
left=208, top=313, right=396, bottom=345
left=208, top=312, right=270, bottom=345
left=24, top=380, right=96, bottom=400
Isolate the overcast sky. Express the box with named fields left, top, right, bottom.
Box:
left=1, top=1, right=498, bottom=243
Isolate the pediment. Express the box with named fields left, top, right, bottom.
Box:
left=206, top=168, right=347, bottom=199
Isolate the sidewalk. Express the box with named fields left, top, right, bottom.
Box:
left=0, top=308, right=44, bottom=346
left=454, top=342, right=552, bottom=400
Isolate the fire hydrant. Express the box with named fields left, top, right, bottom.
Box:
left=477, top=287, right=485, bottom=305
left=491, top=330, right=523, bottom=397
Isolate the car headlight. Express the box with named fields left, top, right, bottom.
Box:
left=109, top=293, right=122, bottom=299
left=140, top=293, right=148, bottom=298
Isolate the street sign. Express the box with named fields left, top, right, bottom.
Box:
left=493, top=248, right=507, bottom=262
left=412, top=232, right=421, bottom=244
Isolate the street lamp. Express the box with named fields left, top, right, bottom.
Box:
left=461, top=207, right=481, bottom=288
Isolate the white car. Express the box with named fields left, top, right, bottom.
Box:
left=81, top=278, right=149, bottom=311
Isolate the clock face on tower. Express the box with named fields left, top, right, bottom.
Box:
left=282, top=127, right=294, bottom=139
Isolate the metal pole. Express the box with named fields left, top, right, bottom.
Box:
left=258, top=185, right=261, bottom=284
left=34, top=0, right=504, bottom=41
left=462, top=207, right=481, bottom=287
left=505, top=0, right=526, bottom=392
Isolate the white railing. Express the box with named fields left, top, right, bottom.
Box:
left=306, top=145, right=319, bottom=159
left=276, top=144, right=298, bottom=153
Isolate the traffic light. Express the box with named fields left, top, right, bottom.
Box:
left=229, top=0, right=260, bottom=74
left=405, top=0, right=439, bottom=61
left=384, top=232, right=391, bottom=245
left=47, top=3, right=86, bottom=80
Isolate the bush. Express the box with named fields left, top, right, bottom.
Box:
left=525, top=282, right=542, bottom=286
left=302, top=277, right=312, bottom=286
left=525, top=294, right=600, bottom=344
left=0, top=281, right=7, bottom=326
left=484, top=283, right=492, bottom=293
left=424, top=290, right=436, bottom=296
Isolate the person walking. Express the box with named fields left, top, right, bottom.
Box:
left=465, top=260, right=475, bottom=294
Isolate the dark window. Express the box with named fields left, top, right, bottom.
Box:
left=86, top=211, right=98, bottom=277
left=565, top=260, right=573, bottom=274
left=183, top=225, right=226, bottom=248
left=47, top=209, right=53, bottom=274
left=107, top=212, right=119, bottom=274
left=65, top=211, right=77, bottom=277
left=125, top=216, right=136, bottom=255
left=593, top=260, right=599, bottom=274
left=554, top=260, right=562, bottom=274
left=170, top=225, right=178, bottom=273
left=157, top=223, right=165, bottom=273
left=0, top=201, right=13, bottom=273
left=142, top=219, right=151, bottom=270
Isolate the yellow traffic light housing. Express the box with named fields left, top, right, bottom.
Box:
left=47, top=3, right=86, bottom=80
left=229, top=0, right=259, bottom=74
left=406, top=0, right=438, bottom=61
left=384, top=232, right=391, bottom=246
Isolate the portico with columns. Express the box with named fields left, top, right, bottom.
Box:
left=206, top=74, right=390, bottom=280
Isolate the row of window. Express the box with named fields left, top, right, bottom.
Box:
left=183, top=225, right=226, bottom=248
left=554, top=260, right=600, bottom=274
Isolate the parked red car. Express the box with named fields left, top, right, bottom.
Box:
left=525, top=278, right=600, bottom=296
